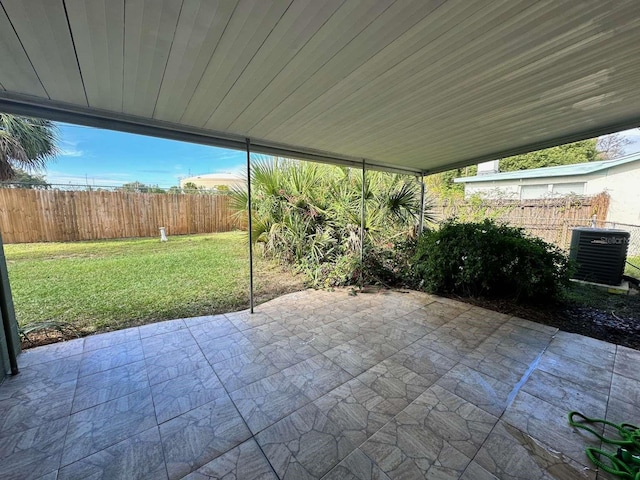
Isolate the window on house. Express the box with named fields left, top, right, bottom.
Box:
left=520, top=184, right=549, bottom=199
left=551, top=182, right=585, bottom=195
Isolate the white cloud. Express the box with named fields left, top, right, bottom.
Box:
left=57, top=139, right=84, bottom=157
left=58, top=148, right=84, bottom=157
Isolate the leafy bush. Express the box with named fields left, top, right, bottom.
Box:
left=232, top=157, right=431, bottom=288
left=412, top=219, right=571, bottom=301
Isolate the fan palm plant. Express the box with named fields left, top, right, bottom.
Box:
left=0, top=114, right=57, bottom=180
left=231, top=155, right=431, bottom=286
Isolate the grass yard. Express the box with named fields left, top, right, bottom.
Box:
left=626, top=255, right=640, bottom=280
left=5, top=232, right=304, bottom=343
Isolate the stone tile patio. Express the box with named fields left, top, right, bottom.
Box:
left=0, top=288, right=637, bottom=479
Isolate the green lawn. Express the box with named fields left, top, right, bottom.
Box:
left=5, top=232, right=304, bottom=335
left=626, top=255, right=640, bottom=280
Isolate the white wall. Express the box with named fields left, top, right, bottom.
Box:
left=586, top=163, right=640, bottom=225
left=464, top=183, right=519, bottom=198
left=461, top=164, right=640, bottom=225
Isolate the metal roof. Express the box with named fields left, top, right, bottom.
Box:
left=454, top=151, right=640, bottom=183
left=1, top=1, right=640, bottom=174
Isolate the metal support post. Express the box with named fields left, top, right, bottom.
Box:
left=361, top=160, right=366, bottom=288
left=246, top=139, right=254, bottom=314
left=0, top=231, right=19, bottom=375
left=418, top=175, right=425, bottom=234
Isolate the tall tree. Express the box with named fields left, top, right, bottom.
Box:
left=596, top=133, right=631, bottom=159
left=0, top=168, right=50, bottom=189
left=0, top=114, right=57, bottom=180
left=499, top=139, right=598, bottom=172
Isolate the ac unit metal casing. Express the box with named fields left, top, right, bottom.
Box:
left=569, top=228, right=630, bottom=286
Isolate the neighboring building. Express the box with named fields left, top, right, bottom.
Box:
left=179, top=173, right=245, bottom=190
left=454, top=153, right=640, bottom=225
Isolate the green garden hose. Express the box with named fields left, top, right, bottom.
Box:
left=568, top=411, right=640, bottom=479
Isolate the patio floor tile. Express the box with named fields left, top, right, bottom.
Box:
left=614, top=345, right=640, bottom=381
left=256, top=402, right=356, bottom=480
left=17, top=338, right=84, bottom=368
left=72, top=360, right=149, bottom=412
left=141, top=329, right=198, bottom=358
left=296, top=324, right=358, bottom=352
left=144, top=343, right=210, bottom=386
left=323, top=340, right=392, bottom=377
left=356, top=358, right=433, bottom=411
left=138, top=318, right=187, bottom=339
left=473, top=420, right=597, bottom=480
left=280, top=354, right=352, bottom=401
left=314, top=378, right=398, bottom=447
left=361, top=410, right=472, bottom=479
left=388, top=342, right=457, bottom=382
left=61, top=388, right=156, bottom=467
left=230, top=371, right=311, bottom=434
left=151, top=365, right=227, bottom=424
left=502, top=390, right=601, bottom=466
left=547, top=331, right=616, bottom=370
left=242, top=322, right=294, bottom=349
left=58, top=427, right=167, bottom=480
left=83, top=328, right=139, bottom=352
left=187, top=317, right=239, bottom=343
left=197, top=331, right=259, bottom=365
left=159, top=396, right=250, bottom=480
left=259, top=336, right=320, bottom=370
left=436, top=364, right=513, bottom=417
left=403, top=384, right=498, bottom=460
left=79, top=339, right=144, bottom=377
left=536, top=351, right=613, bottom=395
left=213, top=351, right=279, bottom=392
left=521, top=369, right=609, bottom=418
left=321, top=448, right=391, bottom=480
left=182, top=438, right=277, bottom=480
left=225, top=310, right=273, bottom=331
left=460, top=348, right=531, bottom=385
left=0, top=378, right=76, bottom=435
left=0, top=417, right=68, bottom=480
left=1, top=288, right=631, bottom=479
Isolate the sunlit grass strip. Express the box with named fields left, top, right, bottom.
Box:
left=5, top=232, right=299, bottom=333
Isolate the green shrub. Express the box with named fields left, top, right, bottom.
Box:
left=412, top=219, right=571, bottom=301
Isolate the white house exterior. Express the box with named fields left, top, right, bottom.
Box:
left=179, top=173, right=245, bottom=190
left=453, top=153, right=640, bottom=225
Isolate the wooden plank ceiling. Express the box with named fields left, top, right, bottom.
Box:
left=1, top=0, right=639, bottom=174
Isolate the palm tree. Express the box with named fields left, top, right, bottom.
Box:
left=0, top=114, right=57, bottom=181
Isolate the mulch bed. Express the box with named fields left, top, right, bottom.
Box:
left=448, top=290, right=640, bottom=351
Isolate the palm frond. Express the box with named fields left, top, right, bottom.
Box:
left=0, top=114, right=58, bottom=180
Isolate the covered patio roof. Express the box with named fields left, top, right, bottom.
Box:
left=1, top=0, right=640, bottom=174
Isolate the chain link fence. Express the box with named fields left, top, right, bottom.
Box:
left=495, top=215, right=640, bottom=279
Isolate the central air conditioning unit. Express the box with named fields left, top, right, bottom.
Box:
left=569, top=227, right=630, bottom=286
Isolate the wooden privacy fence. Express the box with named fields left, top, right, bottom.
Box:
left=432, top=193, right=611, bottom=249
left=0, top=189, right=241, bottom=243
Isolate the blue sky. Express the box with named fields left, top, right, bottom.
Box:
left=45, top=122, right=640, bottom=187
left=47, top=123, right=247, bottom=187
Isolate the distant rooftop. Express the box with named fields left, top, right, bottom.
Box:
left=182, top=173, right=241, bottom=181
left=454, top=151, right=640, bottom=183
